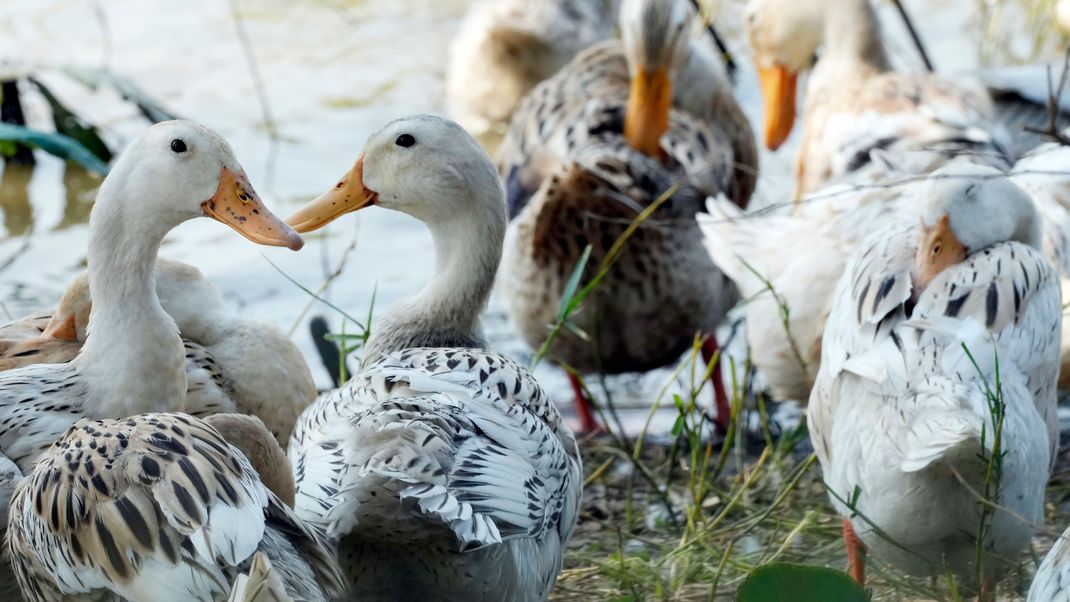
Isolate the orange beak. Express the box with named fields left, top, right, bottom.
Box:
left=757, top=64, right=798, bottom=151
left=624, top=67, right=672, bottom=159
left=41, top=311, right=79, bottom=341
left=915, top=215, right=967, bottom=290
left=286, top=156, right=379, bottom=233
left=201, top=166, right=304, bottom=250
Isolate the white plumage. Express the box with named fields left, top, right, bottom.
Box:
left=809, top=164, right=1060, bottom=589
left=284, top=115, right=582, bottom=601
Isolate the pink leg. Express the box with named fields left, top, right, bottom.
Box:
left=701, top=335, right=731, bottom=434
left=566, top=371, right=601, bottom=434
left=842, top=517, right=867, bottom=586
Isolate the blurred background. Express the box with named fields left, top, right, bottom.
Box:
left=0, top=0, right=1067, bottom=432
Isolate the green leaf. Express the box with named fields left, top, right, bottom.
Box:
left=670, top=414, right=685, bottom=438
left=557, top=244, right=592, bottom=322
left=0, top=123, right=109, bottom=174
left=60, top=66, right=179, bottom=124
left=736, top=563, right=869, bottom=602
left=0, top=138, right=15, bottom=158
left=30, top=78, right=112, bottom=163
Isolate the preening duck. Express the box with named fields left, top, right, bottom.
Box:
left=1009, top=138, right=1070, bottom=389
left=746, top=0, right=1011, bottom=198
left=0, top=258, right=316, bottom=444
left=1029, top=523, right=1070, bottom=601
left=496, top=0, right=756, bottom=431
left=809, top=163, right=1059, bottom=594
left=0, top=120, right=301, bottom=483
left=446, top=0, right=615, bottom=135
left=285, top=115, right=582, bottom=601
left=7, top=412, right=345, bottom=602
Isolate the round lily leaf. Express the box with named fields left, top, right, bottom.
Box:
left=736, top=563, right=868, bottom=602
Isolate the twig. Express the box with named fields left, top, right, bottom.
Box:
left=85, top=0, right=112, bottom=69
left=228, top=0, right=281, bottom=189
left=687, top=0, right=736, bottom=79
left=1023, top=46, right=1070, bottom=146
left=890, top=0, right=935, bottom=72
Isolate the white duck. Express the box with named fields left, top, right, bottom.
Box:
left=1029, top=524, right=1070, bottom=601
left=7, top=412, right=345, bottom=602
left=0, top=120, right=302, bottom=479
left=446, top=0, right=615, bottom=136
left=745, top=0, right=1011, bottom=198
left=699, top=156, right=932, bottom=402
left=810, top=163, right=1059, bottom=594
left=284, top=115, right=582, bottom=601
left=1010, top=137, right=1070, bottom=389
left=0, top=258, right=316, bottom=444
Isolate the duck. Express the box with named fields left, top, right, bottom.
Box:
left=284, top=115, right=582, bottom=601
left=745, top=0, right=1012, bottom=199
left=6, top=412, right=346, bottom=602
left=1008, top=137, right=1070, bottom=389
left=1028, top=523, right=1070, bottom=601
left=0, top=120, right=302, bottom=484
left=228, top=552, right=293, bottom=602
left=0, top=258, right=316, bottom=445
left=495, top=0, right=756, bottom=431
left=446, top=0, right=615, bottom=136
left=809, top=163, right=1059, bottom=595
left=699, top=161, right=925, bottom=403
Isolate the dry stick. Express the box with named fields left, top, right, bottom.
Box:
left=229, top=0, right=281, bottom=189
left=285, top=224, right=361, bottom=337
left=1024, top=45, right=1070, bottom=146
left=890, top=0, right=935, bottom=72
left=688, top=0, right=736, bottom=78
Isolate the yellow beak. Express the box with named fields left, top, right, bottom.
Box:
left=286, top=156, right=378, bottom=233
left=757, top=64, right=798, bottom=151
left=915, top=215, right=967, bottom=290
left=201, top=166, right=304, bottom=251
left=624, top=67, right=672, bottom=158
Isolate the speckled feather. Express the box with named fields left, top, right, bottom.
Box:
left=809, top=223, right=1059, bottom=579
left=289, top=347, right=581, bottom=601
left=7, top=413, right=344, bottom=602
left=497, top=39, right=746, bottom=373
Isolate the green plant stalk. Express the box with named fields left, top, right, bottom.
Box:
left=739, top=257, right=809, bottom=377
left=962, top=343, right=1005, bottom=589
left=530, top=185, right=677, bottom=370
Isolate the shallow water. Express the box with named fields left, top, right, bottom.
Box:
left=0, top=0, right=1063, bottom=433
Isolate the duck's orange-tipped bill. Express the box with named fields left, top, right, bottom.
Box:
left=41, top=312, right=78, bottom=341
left=202, top=166, right=304, bottom=251
left=286, top=156, right=378, bottom=233
left=757, top=64, right=798, bottom=151
left=915, top=215, right=967, bottom=290
left=624, top=67, right=672, bottom=158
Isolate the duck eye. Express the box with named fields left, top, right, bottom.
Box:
left=170, top=139, right=188, bottom=153
left=395, top=134, right=416, bottom=148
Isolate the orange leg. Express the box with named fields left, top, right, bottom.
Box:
left=567, top=371, right=601, bottom=434
left=701, top=335, right=731, bottom=434
left=842, top=517, right=867, bottom=586
left=978, top=577, right=995, bottom=602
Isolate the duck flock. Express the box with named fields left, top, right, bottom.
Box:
left=2, top=0, right=1070, bottom=599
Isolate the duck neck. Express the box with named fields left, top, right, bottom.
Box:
left=76, top=188, right=187, bottom=417
left=819, top=0, right=890, bottom=76
left=366, top=205, right=505, bottom=360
